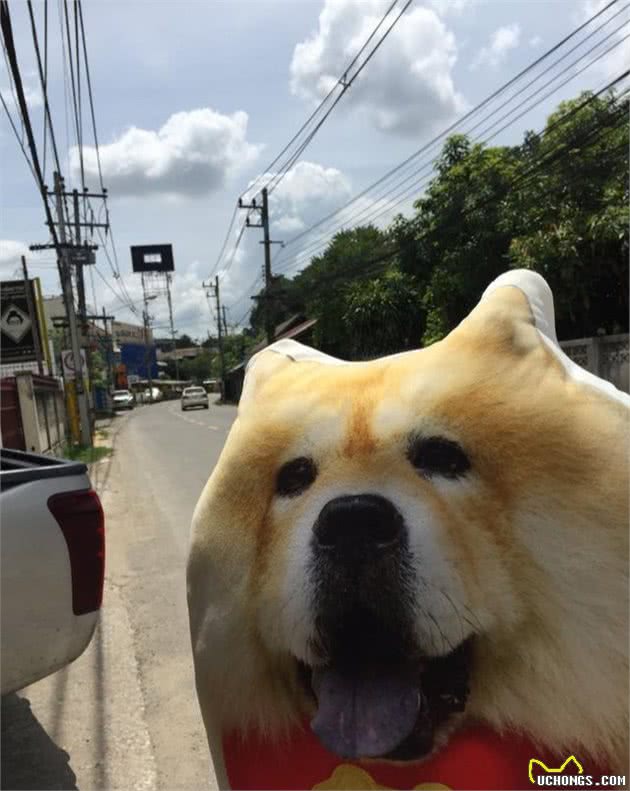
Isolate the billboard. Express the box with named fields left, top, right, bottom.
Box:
left=0, top=280, right=43, bottom=364
left=120, top=342, right=158, bottom=380
left=130, top=244, right=174, bottom=273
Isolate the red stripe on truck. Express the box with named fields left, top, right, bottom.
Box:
left=48, top=489, right=105, bottom=615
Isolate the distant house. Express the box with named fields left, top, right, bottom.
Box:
left=157, top=346, right=204, bottom=362
left=223, top=314, right=317, bottom=403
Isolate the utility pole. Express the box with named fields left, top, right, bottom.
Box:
left=239, top=187, right=283, bottom=346
left=72, top=188, right=95, bottom=421
left=54, top=172, right=91, bottom=446
left=100, top=307, right=115, bottom=396
left=141, top=274, right=154, bottom=399
left=203, top=276, right=226, bottom=398
left=261, top=187, right=273, bottom=345
left=222, top=305, right=229, bottom=338
left=72, top=190, right=87, bottom=330
left=166, top=273, right=180, bottom=381
left=21, top=256, right=44, bottom=375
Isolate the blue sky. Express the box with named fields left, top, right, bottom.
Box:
left=1, top=0, right=625, bottom=339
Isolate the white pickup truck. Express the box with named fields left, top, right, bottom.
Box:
left=0, top=448, right=105, bottom=695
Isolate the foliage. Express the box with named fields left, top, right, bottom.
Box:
left=293, top=226, right=392, bottom=355
left=63, top=444, right=112, bottom=464
left=89, top=350, right=107, bottom=388
left=249, top=275, right=306, bottom=336
left=175, top=333, right=198, bottom=349
left=505, top=91, right=629, bottom=337
left=231, top=89, right=628, bottom=364
left=342, top=267, right=424, bottom=358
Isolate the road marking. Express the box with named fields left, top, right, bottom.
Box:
left=168, top=405, right=222, bottom=430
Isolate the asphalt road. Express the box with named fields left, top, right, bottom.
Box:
left=1, top=399, right=237, bottom=791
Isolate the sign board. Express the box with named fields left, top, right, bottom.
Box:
left=120, top=342, right=158, bottom=380
left=130, top=244, right=174, bottom=273
left=61, top=348, right=88, bottom=380
left=70, top=248, right=96, bottom=266
left=0, top=280, right=42, bottom=364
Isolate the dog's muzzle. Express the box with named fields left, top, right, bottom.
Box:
left=302, top=493, right=472, bottom=762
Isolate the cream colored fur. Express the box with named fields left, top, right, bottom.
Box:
left=187, top=270, right=629, bottom=785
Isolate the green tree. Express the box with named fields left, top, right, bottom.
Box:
left=400, top=135, right=520, bottom=345
left=250, top=275, right=306, bottom=336
left=506, top=90, right=629, bottom=337
left=342, top=267, right=424, bottom=358
left=175, top=333, right=198, bottom=348
left=293, top=225, right=391, bottom=355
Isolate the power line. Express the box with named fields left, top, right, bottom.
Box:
left=213, top=0, right=409, bottom=283
left=243, top=0, right=403, bottom=202
left=274, top=18, right=629, bottom=274
left=92, top=264, right=139, bottom=317
left=207, top=202, right=238, bottom=280
left=265, top=0, right=414, bottom=197
left=279, top=80, right=628, bottom=281
left=62, top=0, right=84, bottom=189
left=27, top=0, right=62, bottom=175
left=240, top=81, right=627, bottom=316
left=77, top=0, right=104, bottom=190
left=273, top=0, right=623, bottom=266
left=219, top=219, right=248, bottom=277
left=1, top=24, right=21, bottom=123
left=0, top=0, right=60, bottom=257
left=57, top=0, right=72, bottom=178
left=42, top=0, right=48, bottom=177
left=0, top=89, right=38, bottom=183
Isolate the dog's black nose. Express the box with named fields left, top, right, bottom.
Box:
left=314, top=494, right=404, bottom=553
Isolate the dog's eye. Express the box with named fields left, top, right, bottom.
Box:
left=276, top=457, right=317, bottom=497
left=408, top=436, right=470, bottom=479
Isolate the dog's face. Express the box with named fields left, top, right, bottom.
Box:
left=189, top=281, right=629, bottom=769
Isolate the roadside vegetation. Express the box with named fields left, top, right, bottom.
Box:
left=170, top=88, right=628, bottom=377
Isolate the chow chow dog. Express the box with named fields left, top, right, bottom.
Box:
left=188, top=270, right=629, bottom=787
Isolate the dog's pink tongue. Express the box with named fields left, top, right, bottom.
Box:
left=310, top=667, right=421, bottom=759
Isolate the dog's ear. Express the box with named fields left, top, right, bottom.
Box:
left=449, top=268, right=556, bottom=356
left=450, top=268, right=628, bottom=405
left=239, top=339, right=346, bottom=411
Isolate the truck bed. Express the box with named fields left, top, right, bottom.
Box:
left=0, top=448, right=87, bottom=489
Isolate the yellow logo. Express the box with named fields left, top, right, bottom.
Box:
left=528, top=755, right=584, bottom=784
left=312, top=764, right=450, bottom=790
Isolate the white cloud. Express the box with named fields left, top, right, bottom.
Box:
left=289, top=0, right=467, bottom=137
left=70, top=108, right=263, bottom=198
left=426, top=0, right=473, bottom=15
left=529, top=35, right=542, bottom=48
left=264, top=161, right=352, bottom=235
left=0, top=240, right=52, bottom=279
left=0, top=240, right=29, bottom=270
left=0, top=73, right=43, bottom=112
left=470, top=24, right=521, bottom=70
left=219, top=159, right=414, bottom=312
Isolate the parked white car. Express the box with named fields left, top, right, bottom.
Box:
left=112, top=389, right=134, bottom=410
left=181, top=386, right=209, bottom=411
left=1, top=448, right=105, bottom=694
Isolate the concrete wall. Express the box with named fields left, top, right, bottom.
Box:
left=559, top=333, right=629, bottom=393
left=14, top=372, right=67, bottom=454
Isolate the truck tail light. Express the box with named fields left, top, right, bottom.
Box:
left=48, top=489, right=105, bottom=615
